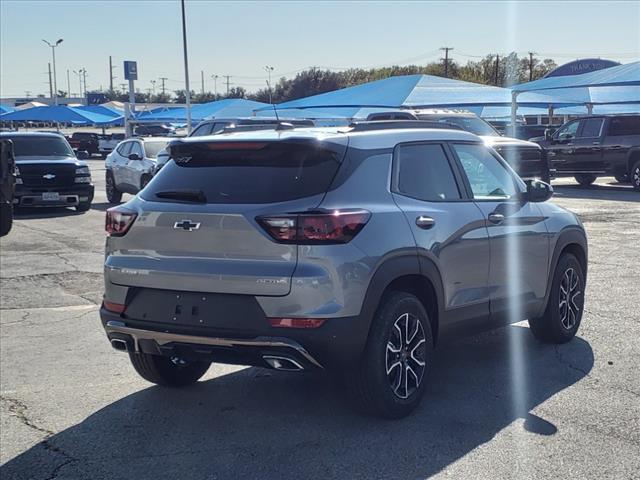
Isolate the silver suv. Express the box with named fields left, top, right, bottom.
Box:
left=101, top=123, right=588, bottom=418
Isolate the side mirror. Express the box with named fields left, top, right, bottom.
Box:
left=76, top=150, right=89, bottom=160
left=558, top=132, right=573, bottom=144
left=544, top=128, right=553, bottom=141
left=524, top=179, right=553, bottom=203
left=128, top=153, right=142, bottom=161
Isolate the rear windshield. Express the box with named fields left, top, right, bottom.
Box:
left=143, top=141, right=342, bottom=204
left=7, top=136, right=74, bottom=158
left=144, top=141, right=169, bottom=158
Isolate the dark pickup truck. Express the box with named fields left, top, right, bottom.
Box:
left=532, top=115, right=640, bottom=190
left=68, top=132, right=100, bottom=156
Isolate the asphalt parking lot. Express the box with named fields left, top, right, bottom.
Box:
left=1, top=159, right=638, bottom=479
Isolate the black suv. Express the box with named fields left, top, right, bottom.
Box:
left=0, top=139, right=16, bottom=236
left=0, top=133, right=94, bottom=212
left=532, top=115, right=640, bottom=189
left=368, top=110, right=551, bottom=183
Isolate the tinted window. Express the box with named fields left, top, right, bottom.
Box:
left=7, top=136, right=74, bottom=158
left=434, top=116, right=499, bottom=137
left=393, top=144, right=460, bottom=201
left=578, top=118, right=604, bottom=138
left=144, top=142, right=342, bottom=204
left=453, top=143, right=517, bottom=199
left=130, top=142, right=143, bottom=158
left=191, top=123, right=213, bottom=137
left=608, top=116, right=640, bottom=136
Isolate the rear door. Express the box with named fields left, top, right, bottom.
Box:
left=111, top=141, right=132, bottom=188
left=105, top=139, right=347, bottom=296
left=390, top=142, right=491, bottom=323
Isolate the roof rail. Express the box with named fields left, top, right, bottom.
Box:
left=347, top=120, right=464, bottom=132
left=220, top=122, right=296, bottom=134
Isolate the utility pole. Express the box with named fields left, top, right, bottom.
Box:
left=109, top=55, right=115, bottom=92
left=159, top=77, right=168, bottom=95
left=81, top=68, right=87, bottom=98
left=120, top=83, right=127, bottom=94
left=47, top=63, right=53, bottom=100
left=201, top=70, right=205, bottom=95
left=440, top=47, right=454, bottom=78
left=494, top=54, right=500, bottom=86
left=528, top=51, right=536, bottom=82
left=211, top=74, right=218, bottom=99
left=66, top=69, right=71, bottom=98
left=264, top=65, right=274, bottom=87
left=25, top=90, right=32, bottom=98
left=224, top=75, right=231, bottom=96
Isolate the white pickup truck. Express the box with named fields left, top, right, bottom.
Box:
left=98, top=133, right=125, bottom=159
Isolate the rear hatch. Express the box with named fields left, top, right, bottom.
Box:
left=106, top=138, right=347, bottom=296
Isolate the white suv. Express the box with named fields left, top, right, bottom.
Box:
left=105, top=137, right=171, bottom=203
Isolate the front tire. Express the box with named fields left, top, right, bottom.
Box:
left=574, top=174, right=597, bottom=186
left=529, top=253, right=585, bottom=344
left=75, top=201, right=91, bottom=213
left=614, top=173, right=628, bottom=184
left=631, top=160, right=640, bottom=191
left=106, top=172, right=122, bottom=204
left=346, top=292, right=434, bottom=419
left=129, top=352, right=211, bottom=387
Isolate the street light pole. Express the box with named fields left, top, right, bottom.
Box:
left=180, top=0, right=192, bottom=133
left=211, top=74, right=218, bottom=99
left=42, top=39, right=63, bottom=105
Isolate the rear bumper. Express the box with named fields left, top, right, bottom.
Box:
left=100, top=302, right=367, bottom=371
left=15, top=184, right=94, bottom=207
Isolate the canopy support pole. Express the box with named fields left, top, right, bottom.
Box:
left=548, top=105, right=554, bottom=125
left=510, top=91, right=518, bottom=137
left=587, top=103, right=593, bottom=115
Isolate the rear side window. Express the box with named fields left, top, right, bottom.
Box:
left=144, top=142, right=342, bottom=204
left=608, top=116, right=640, bottom=136
left=578, top=118, right=604, bottom=138
left=393, top=144, right=461, bottom=201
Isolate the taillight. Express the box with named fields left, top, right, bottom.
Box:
left=103, top=300, right=126, bottom=314
left=257, top=210, right=370, bottom=244
left=106, top=207, right=137, bottom=236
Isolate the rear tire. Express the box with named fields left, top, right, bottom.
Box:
left=106, top=172, right=122, bottom=204
left=574, top=174, right=597, bottom=186
left=345, top=292, right=434, bottom=419
left=529, top=253, right=584, bottom=344
left=129, top=352, right=211, bottom=387
left=631, top=160, right=640, bottom=191
left=75, top=201, right=91, bottom=213
left=0, top=203, right=13, bottom=237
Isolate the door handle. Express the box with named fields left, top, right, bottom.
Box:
left=488, top=212, right=505, bottom=225
left=415, top=216, right=436, bottom=230
left=592, top=141, right=600, bottom=145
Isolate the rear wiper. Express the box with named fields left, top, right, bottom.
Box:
left=155, top=189, right=207, bottom=203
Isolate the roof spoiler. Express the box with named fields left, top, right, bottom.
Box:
left=347, top=120, right=464, bottom=132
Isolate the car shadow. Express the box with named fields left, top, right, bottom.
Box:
left=1, top=326, right=593, bottom=479
left=551, top=183, right=637, bottom=202
left=13, top=206, right=83, bottom=219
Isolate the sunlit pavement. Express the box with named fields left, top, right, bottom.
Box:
left=1, top=164, right=639, bottom=479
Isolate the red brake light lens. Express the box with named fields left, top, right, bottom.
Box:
left=106, top=207, right=137, bottom=236
left=103, top=300, right=126, bottom=314
left=269, top=318, right=326, bottom=329
left=257, top=210, right=370, bottom=244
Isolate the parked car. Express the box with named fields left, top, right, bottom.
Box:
left=98, top=133, right=125, bottom=159
left=105, top=136, right=171, bottom=203
left=531, top=115, right=640, bottom=189
left=0, top=138, right=16, bottom=236
left=488, top=121, right=562, bottom=141
left=67, top=132, right=100, bottom=156
left=368, top=109, right=551, bottom=183
left=101, top=123, right=587, bottom=419
left=134, top=124, right=176, bottom=137
left=0, top=132, right=94, bottom=212
left=154, top=117, right=316, bottom=173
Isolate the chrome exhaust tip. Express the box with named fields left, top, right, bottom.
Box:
left=110, top=338, right=129, bottom=352
left=263, top=355, right=305, bottom=371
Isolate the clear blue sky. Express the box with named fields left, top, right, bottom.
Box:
left=1, top=0, right=639, bottom=98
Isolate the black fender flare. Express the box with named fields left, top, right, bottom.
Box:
left=627, top=147, right=640, bottom=174
left=353, top=252, right=445, bottom=357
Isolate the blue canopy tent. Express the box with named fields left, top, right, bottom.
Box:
left=510, top=61, right=640, bottom=129
left=135, top=99, right=268, bottom=124
left=75, top=105, right=123, bottom=117
left=0, top=105, right=123, bottom=125
left=0, top=104, right=15, bottom=115
left=257, top=75, right=579, bottom=114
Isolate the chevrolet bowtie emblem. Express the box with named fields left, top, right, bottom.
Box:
left=173, top=220, right=201, bottom=231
